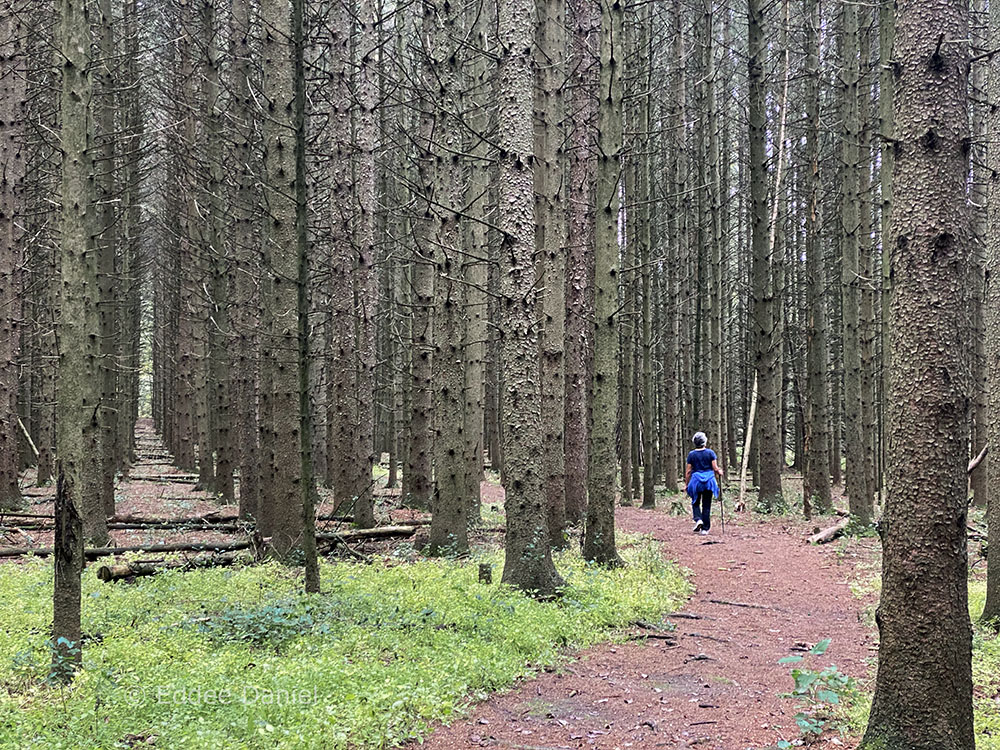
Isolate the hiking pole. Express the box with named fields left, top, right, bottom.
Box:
left=719, top=481, right=726, bottom=536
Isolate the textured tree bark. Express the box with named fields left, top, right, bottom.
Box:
left=229, top=0, right=262, bottom=524
left=583, top=0, right=623, bottom=567
left=353, top=0, right=379, bottom=530
left=858, top=13, right=877, bottom=516
left=878, top=0, right=895, bottom=509
left=497, top=0, right=563, bottom=597
left=802, top=0, right=831, bottom=514
left=200, top=0, right=234, bottom=503
left=748, top=0, right=783, bottom=508
left=536, top=0, right=568, bottom=547
left=0, top=2, right=25, bottom=511
left=462, top=0, right=491, bottom=523
left=619, top=177, right=634, bottom=509
left=981, top=0, right=1000, bottom=625
left=52, top=0, right=95, bottom=680
left=185, top=5, right=216, bottom=499
left=401, top=1, right=436, bottom=514
left=839, top=0, right=871, bottom=523
left=117, top=0, right=142, bottom=477
left=706, top=5, right=723, bottom=469
left=564, top=0, right=596, bottom=524
left=426, top=0, right=469, bottom=556
left=290, top=0, right=318, bottom=593
left=260, top=0, right=304, bottom=558
left=860, top=0, right=974, bottom=744
left=95, top=0, right=117, bottom=518
left=638, top=0, right=654, bottom=511
left=661, top=0, right=685, bottom=493
left=968, top=0, right=988, bottom=509
left=326, top=0, right=361, bottom=515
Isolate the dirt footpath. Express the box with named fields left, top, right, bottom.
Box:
left=415, top=507, right=876, bottom=750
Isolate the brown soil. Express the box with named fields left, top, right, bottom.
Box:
left=415, top=506, right=878, bottom=750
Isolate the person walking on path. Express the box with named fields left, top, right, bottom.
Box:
left=686, top=432, right=724, bottom=534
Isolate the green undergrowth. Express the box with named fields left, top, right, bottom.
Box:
left=837, top=565, right=1000, bottom=747
left=0, top=533, right=689, bottom=750
left=969, top=581, right=1000, bottom=749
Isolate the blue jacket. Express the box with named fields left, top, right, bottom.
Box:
left=687, top=470, right=720, bottom=501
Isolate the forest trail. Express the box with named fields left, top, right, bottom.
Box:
left=417, top=507, right=877, bottom=750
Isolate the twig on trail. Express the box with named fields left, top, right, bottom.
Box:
left=689, top=721, right=718, bottom=727
left=667, top=612, right=702, bottom=620
left=629, top=633, right=678, bottom=642
left=684, top=632, right=730, bottom=644
left=632, top=619, right=669, bottom=631
left=684, top=653, right=715, bottom=663
left=708, top=598, right=776, bottom=611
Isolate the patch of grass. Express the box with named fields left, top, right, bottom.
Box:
left=0, top=535, right=689, bottom=749
left=839, top=578, right=1000, bottom=747
left=969, top=581, right=1000, bottom=749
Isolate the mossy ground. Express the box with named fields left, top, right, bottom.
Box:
left=0, top=533, right=689, bottom=749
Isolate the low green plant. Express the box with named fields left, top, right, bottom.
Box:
left=0, top=534, right=689, bottom=750
left=777, top=639, right=857, bottom=744
left=968, top=580, right=1000, bottom=749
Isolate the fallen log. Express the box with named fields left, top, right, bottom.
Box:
left=0, top=511, right=56, bottom=521
left=0, top=539, right=252, bottom=559
left=127, top=475, right=200, bottom=484
left=807, top=515, right=851, bottom=544
left=0, top=525, right=418, bottom=559
left=96, top=553, right=245, bottom=582
left=316, top=525, right=417, bottom=544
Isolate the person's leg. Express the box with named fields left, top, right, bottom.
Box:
left=700, top=491, right=713, bottom=531
left=692, top=496, right=703, bottom=530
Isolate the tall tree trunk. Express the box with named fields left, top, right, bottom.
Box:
left=840, top=0, right=871, bottom=522
left=53, top=0, right=95, bottom=678
left=326, top=0, right=361, bottom=513
left=463, top=0, right=490, bottom=523
left=968, top=0, right=988, bottom=508
left=427, top=0, right=469, bottom=556
left=619, top=174, right=634, bottom=508
left=748, top=0, right=783, bottom=507
left=291, top=0, right=318, bottom=592
left=860, top=0, right=974, bottom=743
left=353, top=0, right=379, bottom=529
left=95, top=0, right=117, bottom=518
left=564, top=0, right=596, bottom=524
left=497, top=0, right=563, bottom=596
left=638, top=0, right=654, bottom=511
left=0, top=1, right=25, bottom=510
left=878, top=0, right=894, bottom=508
left=200, top=0, right=234, bottom=503
left=802, top=0, right=831, bottom=513
left=981, top=0, right=1000, bottom=625
left=229, top=0, right=261, bottom=523
left=661, top=0, right=685, bottom=492
left=260, top=0, right=304, bottom=557
left=536, top=0, right=568, bottom=545
left=583, top=0, right=624, bottom=567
